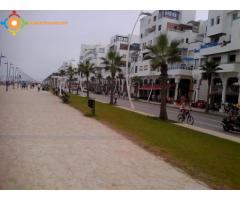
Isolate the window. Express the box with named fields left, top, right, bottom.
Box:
left=148, top=40, right=152, bottom=46
left=159, top=10, right=179, bottom=20
left=212, top=56, right=221, bottom=65
left=153, top=16, right=156, bottom=21
left=120, top=43, right=128, bottom=50
left=158, top=11, right=163, bottom=19
left=211, top=18, right=214, bottom=26
left=140, top=33, right=143, bottom=38
left=135, top=66, right=138, bottom=73
left=211, top=36, right=220, bottom=43
left=99, top=48, right=105, bottom=53
left=216, top=16, right=220, bottom=24
left=229, top=54, right=236, bottom=63
left=232, top=13, right=238, bottom=21
left=158, top=25, right=161, bottom=31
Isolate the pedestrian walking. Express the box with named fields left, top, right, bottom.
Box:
left=114, top=92, right=118, bottom=105
left=37, top=83, right=41, bottom=92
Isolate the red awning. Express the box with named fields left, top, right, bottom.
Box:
left=139, top=84, right=175, bottom=90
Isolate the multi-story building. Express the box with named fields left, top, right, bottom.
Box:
left=106, top=34, right=139, bottom=76
left=80, top=44, right=106, bottom=76
left=130, top=10, right=240, bottom=110
left=130, top=10, right=203, bottom=102
left=45, top=10, right=240, bottom=109
left=100, top=34, right=140, bottom=94
left=192, top=10, right=240, bottom=108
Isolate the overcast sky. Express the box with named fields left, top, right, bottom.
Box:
left=0, top=10, right=208, bottom=81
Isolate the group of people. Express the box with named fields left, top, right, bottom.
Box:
left=103, top=90, right=128, bottom=105
left=19, top=82, right=41, bottom=91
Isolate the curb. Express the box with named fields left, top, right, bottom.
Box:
left=137, top=99, right=226, bottom=117
left=175, top=123, right=240, bottom=144
left=93, top=98, right=240, bottom=144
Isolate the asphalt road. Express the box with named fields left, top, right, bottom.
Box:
left=89, top=93, right=226, bottom=133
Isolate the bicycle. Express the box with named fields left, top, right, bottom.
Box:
left=177, top=108, right=194, bottom=125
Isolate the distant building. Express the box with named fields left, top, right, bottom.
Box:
left=80, top=44, right=107, bottom=77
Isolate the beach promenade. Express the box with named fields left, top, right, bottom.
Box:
left=0, top=86, right=208, bottom=189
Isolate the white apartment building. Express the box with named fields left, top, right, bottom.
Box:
left=80, top=44, right=106, bottom=76
left=106, top=34, right=139, bottom=77
left=97, top=34, right=140, bottom=94
left=130, top=10, right=240, bottom=109
left=192, top=10, right=240, bottom=107
left=130, top=10, right=201, bottom=102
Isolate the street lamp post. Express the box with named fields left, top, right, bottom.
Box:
left=5, top=61, right=9, bottom=91
left=0, top=53, right=6, bottom=83
left=0, top=53, right=6, bottom=67
left=10, top=63, right=15, bottom=89
left=15, top=67, right=19, bottom=88
left=125, top=11, right=152, bottom=110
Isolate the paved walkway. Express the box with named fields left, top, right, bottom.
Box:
left=0, top=86, right=208, bottom=189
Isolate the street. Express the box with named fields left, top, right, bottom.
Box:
left=89, top=93, right=239, bottom=136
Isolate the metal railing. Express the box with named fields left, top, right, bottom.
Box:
left=168, top=64, right=193, bottom=71
left=200, top=42, right=219, bottom=49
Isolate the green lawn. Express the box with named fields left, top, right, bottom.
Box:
left=69, top=94, right=240, bottom=189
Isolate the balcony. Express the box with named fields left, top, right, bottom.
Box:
left=200, top=42, right=219, bottom=49
left=199, top=41, right=235, bottom=56
left=182, top=56, right=194, bottom=62
left=168, top=63, right=193, bottom=77
left=218, top=62, right=240, bottom=73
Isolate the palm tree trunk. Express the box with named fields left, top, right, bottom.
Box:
left=68, top=79, right=71, bottom=93
left=159, top=64, right=168, bottom=120
left=77, top=80, right=80, bottom=95
left=205, top=77, right=212, bottom=113
left=86, top=77, right=89, bottom=98
left=110, top=77, right=114, bottom=105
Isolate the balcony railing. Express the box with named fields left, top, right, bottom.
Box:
left=168, top=64, right=193, bottom=71
left=182, top=56, right=194, bottom=62
left=200, top=42, right=219, bottom=49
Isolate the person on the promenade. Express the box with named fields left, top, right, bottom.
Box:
left=114, top=92, right=118, bottom=105
left=37, top=84, right=41, bottom=92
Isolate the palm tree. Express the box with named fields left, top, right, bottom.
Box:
left=58, top=69, right=66, bottom=94
left=117, top=72, right=124, bottom=94
left=78, top=60, right=95, bottom=97
left=96, top=73, right=102, bottom=84
left=66, top=65, right=75, bottom=93
left=147, top=34, right=181, bottom=120
left=101, top=50, right=123, bottom=105
left=95, top=73, right=102, bottom=93
left=75, top=64, right=82, bottom=95
left=200, top=60, right=222, bottom=112
left=59, top=69, right=65, bottom=77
